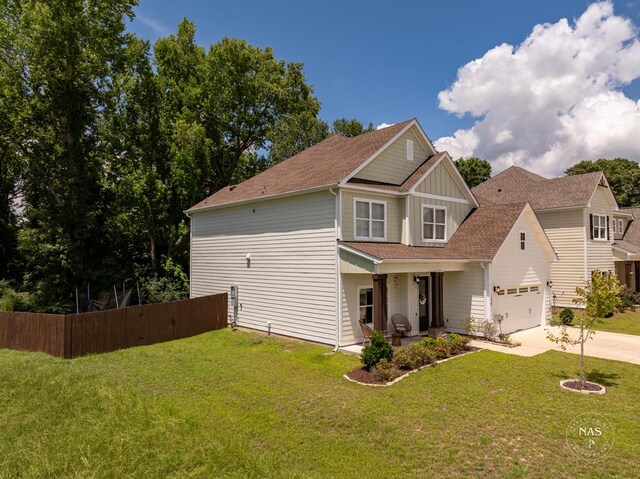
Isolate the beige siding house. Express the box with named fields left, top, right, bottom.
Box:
left=188, top=120, right=557, bottom=347
left=473, top=167, right=636, bottom=308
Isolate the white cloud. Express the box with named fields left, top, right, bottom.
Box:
left=376, top=122, right=395, bottom=130
left=135, top=12, right=171, bottom=36
left=434, top=1, right=640, bottom=176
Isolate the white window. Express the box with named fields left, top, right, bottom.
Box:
left=406, top=140, right=414, bottom=161
left=520, top=231, right=526, bottom=252
left=355, top=199, right=386, bottom=240
left=592, top=214, right=607, bottom=240
left=358, top=286, right=373, bottom=326
left=422, top=205, right=447, bottom=242
left=618, top=218, right=624, bottom=234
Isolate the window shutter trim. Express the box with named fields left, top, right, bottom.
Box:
left=589, top=214, right=594, bottom=240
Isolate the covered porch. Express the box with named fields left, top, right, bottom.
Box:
left=339, top=243, right=487, bottom=346
left=613, top=243, right=640, bottom=292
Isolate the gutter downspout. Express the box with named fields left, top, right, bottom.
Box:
left=329, top=188, right=341, bottom=352
left=185, top=211, right=192, bottom=299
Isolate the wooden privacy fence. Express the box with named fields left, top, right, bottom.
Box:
left=0, top=294, right=227, bottom=358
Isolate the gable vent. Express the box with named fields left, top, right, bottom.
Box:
left=406, top=139, right=414, bottom=161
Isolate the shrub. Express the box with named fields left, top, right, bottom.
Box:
left=448, top=333, right=470, bottom=354
left=392, top=342, right=436, bottom=370
left=361, top=332, right=393, bottom=371
left=432, top=336, right=450, bottom=358
left=0, top=281, right=35, bottom=312
left=558, top=308, right=574, bottom=325
left=373, top=358, right=401, bottom=382
left=618, top=287, right=640, bottom=312
left=422, top=337, right=436, bottom=349
left=141, top=276, right=188, bottom=304
left=482, top=320, right=498, bottom=339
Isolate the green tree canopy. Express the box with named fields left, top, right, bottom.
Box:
left=565, top=158, right=640, bottom=207
left=454, top=157, right=492, bottom=188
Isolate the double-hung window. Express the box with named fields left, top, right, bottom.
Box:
left=355, top=199, right=386, bottom=240
left=618, top=219, right=624, bottom=234
left=592, top=214, right=607, bottom=240
left=422, top=205, right=447, bottom=242
left=520, top=232, right=526, bottom=251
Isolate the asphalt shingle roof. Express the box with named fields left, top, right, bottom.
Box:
left=617, top=207, right=640, bottom=253
left=342, top=203, right=528, bottom=261
left=189, top=119, right=415, bottom=211
left=472, top=166, right=605, bottom=210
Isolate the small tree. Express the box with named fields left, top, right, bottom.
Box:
left=547, top=270, right=621, bottom=387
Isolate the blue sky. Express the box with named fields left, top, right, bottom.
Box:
left=128, top=1, right=640, bottom=175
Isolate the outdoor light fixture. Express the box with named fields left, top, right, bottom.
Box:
left=246, top=253, right=251, bottom=268
left=547, top=280, right=553, bottom=287
left=493, top=285, right=501, bottom=293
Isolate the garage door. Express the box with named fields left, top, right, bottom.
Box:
left=495, top=285, right=542, bottom=334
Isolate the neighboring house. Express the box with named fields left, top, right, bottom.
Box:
left=187, top=120, right=557, bottom=347
left=613, top=207, right=640, bottom=292
left=472, top=166, right=635, bottom=308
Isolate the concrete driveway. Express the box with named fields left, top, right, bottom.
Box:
left=470, top=326, right=640, bottom=365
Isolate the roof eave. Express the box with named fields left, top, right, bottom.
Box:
left=185, top=184, right=337, bottom=215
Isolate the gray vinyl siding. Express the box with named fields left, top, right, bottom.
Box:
left=586, top=187, right=615, bottom=276
left=409, top=197, right=471, bottom=246
left=443, top=264, right=486, bottom=333
left=537, top=209, right=585, bottom=308
left=354, top=128, right=429, bottom=184
left=190, top=191, right=337, bottom=344
left=414, top=161, right=467, bottom=199
left=340, top=190, right=402, bottom=242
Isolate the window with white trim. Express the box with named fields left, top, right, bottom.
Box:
left=592, top=214, right=607, bottom=240
left=422, top=205, right=446, bottom=241
left=358, top=287, right=373, bottom=326
left=617, top=218, right=624, bottom=234
left=355, top=199, right=386, bottom=240
left=406, top=140, right=414, bottom=161
left=520, top=231, right=526, bottom=252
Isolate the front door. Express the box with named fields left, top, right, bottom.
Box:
left=419, top=277, right=430, bottom=331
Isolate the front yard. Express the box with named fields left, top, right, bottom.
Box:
left=1, top=329, right=639, bottom=478
left=554, top=308, right=640, bottom=336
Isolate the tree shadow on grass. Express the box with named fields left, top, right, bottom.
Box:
left=550, top=370, right=619, bottom=388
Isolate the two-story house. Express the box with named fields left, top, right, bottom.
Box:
left=187, top=120, right=557, bottom=347
left=473, top=166, right=635, bottom=307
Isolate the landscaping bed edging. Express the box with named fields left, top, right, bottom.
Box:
left=344, top=348, right=480, bottom=387
left=560, top=379, right=606, bottom=395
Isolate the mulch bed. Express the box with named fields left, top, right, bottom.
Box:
left=345, top=347, right=480, bottom=386
left=562, top=380, right=604, bottom=392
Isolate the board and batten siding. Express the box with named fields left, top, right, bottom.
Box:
left=190, top=191, right=337, bottom=344
left=537, top=209, right=585, bottom=308
left=443, top=264, right=486, bottom=333
left=414, top=161, right=467, bottom=199
left=586, top=186, right=615, bottom=275
left=354, top=128, right=429, bottom=185
left=491, top=209, right=553, bottom=323
left=409, top=197, right=472, bottom=246
left=340, top=190, right=402, bottom=242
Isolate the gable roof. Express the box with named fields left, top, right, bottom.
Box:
left=472, top=166, right=609, bottom=210
left=341, top=202, right=546, bottom=261
left=616, top=207, right=640, bottom=253
left=188, top=119, right=415, bottom=212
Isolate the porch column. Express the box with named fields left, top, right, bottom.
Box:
left=372, top=274, right=388, bottom=331
left=431, top=272, right=444, bottom=328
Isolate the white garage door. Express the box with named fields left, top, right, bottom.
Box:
left=495, top=285, right=543, bottom=334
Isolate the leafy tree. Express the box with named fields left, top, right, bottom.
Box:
left=565, top=158, right=640, bottom=207
left=546, top=270, right=621, bottom=387
left=331, top=117, right=374, bottom=138
left=0, top=0, right=137, bottom=310
left=454, top=157, right=492, bottom=188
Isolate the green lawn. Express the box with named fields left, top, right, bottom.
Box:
left=554, top=310, right=640, bottom=336
left=1, top=330, right=639, bottom=479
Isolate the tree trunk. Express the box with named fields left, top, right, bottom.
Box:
left=580, top=323, right=585, bottom=386
left=149, top=231, right=157, bottom=272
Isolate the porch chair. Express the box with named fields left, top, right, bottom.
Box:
left=391, top=314, right=412, bottom=338
left=358, top=320, right=391, bottom=346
